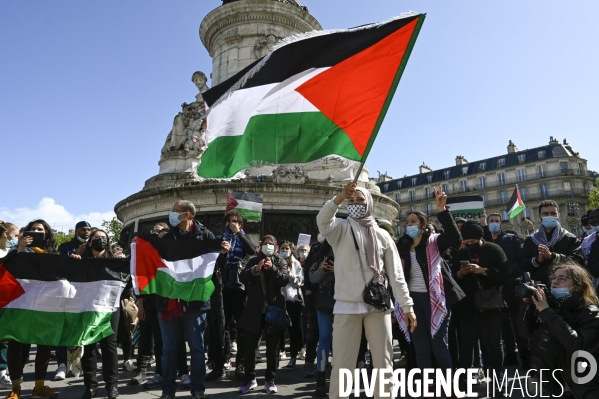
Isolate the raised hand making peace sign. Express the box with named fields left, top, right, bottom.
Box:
left=433, top=185, right=448, bottom=212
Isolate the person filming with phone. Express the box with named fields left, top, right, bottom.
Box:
left=517, top=262, right=599, bottom=398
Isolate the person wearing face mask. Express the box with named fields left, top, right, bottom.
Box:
left=518, top=262, right=599, bottom=397
left=157, top=200, right=229, bottom=399
left=7, top=220, right=58, bottom=399
left=206, top=210, right=256, bottom=382
left=317, top=182, right=417, bottom=399
left=71, top=229, right=133, bottom=399
left=518, top=200, right=584, bottom=286
left=279, top=241, right=304, bottom=369
left=0, top=221, right=18, bottom=388
left=0, top=221, right=18, bottom=258
left=483, top=213, right=531, bottom=369
left=396, top=187, right=464, bottom=396
left=237, top=235, right=289, bottom=394
left=454, top=221, right=509, bottom=393
left=58, top=221, right=92, bottom=257
left=581, top=208, right=599, bottom=284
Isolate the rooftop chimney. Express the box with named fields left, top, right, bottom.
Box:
left=419, top=162, right=432, bottom=174
left=455, top=155, right=469, bottom=166
left=507, top=140, right=518, bottom=153
left=549, top=136, right=559, bottom=145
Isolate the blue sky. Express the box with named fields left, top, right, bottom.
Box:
left=1, top=0, right=598, bottom=231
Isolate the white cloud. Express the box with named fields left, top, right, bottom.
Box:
left=0, top=197, right=116, bottom=233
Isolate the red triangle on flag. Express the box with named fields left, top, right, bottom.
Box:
left=134, top=238, right=168, bottom=293
left=226, top=190, right=239, bottom=214
left=296, top=19, right=419, bottom=157
left=0, top=264, right=25, bottom=309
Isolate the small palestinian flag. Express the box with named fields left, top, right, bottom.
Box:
left=197, top=13, right=425, bottom=179
left=507, top=185, right=526, bottom=219
left=445, top=196, right=485, bottom=219
left=226, top=190, right=263, bottom=222
left=131, top=235, right=223, bottom=302
left=0, top=252, right=128, bottom=346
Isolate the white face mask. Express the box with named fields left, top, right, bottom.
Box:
left=261, top=244, right=275, bottom=256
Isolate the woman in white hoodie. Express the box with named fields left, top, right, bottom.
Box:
left=317, top=182, right=416, bottom=399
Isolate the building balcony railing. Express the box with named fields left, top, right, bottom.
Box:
left=397, top=188, right=591, bottom=219
left=397, top=169, right=593, bottom=203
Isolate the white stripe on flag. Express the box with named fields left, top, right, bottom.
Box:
left=157, top=252, right=220, bottom=283
left=206, top=68, right=327, bottom=144
left=8, top=280, right=125, bottom=313
left=446, top=201, right=484, bottom=211
left=234, top=199, right=263, bottom=212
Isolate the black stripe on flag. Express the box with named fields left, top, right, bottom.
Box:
left=137, top=235, right=223, bottom=263
left=203, top=15, right=421, bottom=107
left=1, top=252, right=129, bottom=283
left=230, top=190, right=263, bottom=204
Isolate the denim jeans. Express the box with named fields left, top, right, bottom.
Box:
left=158, top=311, right=207, bottom=396
left=316, top=311, right=333, bottom=372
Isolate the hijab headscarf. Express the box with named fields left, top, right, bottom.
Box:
left=350, top=187, right=382, bottom=283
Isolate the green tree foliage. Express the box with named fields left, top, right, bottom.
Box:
left=54, top=229, right=75, bottom=247
left=102, top=217, right=124, bottom=243
left=588, top=178, right=599, bottom=210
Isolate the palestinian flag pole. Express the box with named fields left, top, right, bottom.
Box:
left=0, top=252, right=128, bottom=346
left=507, top=185, right=526, bottom=219
left=226, top=190, right=263, bottom=222
left=131, top=235, right=223, bottom=302
left=197, top=13, right=426, bottom=180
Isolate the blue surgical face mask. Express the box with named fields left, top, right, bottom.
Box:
left=551, top=287, right=571, bottom=300
left=6, top=237, right=18, bottom=248
left=489, top=223, right=501, bottom=233
left=406, top=226, right=421, bottom=239
left=169, top=211, right=183, bottom=227
left=280, top=252, right=290, bottom=259
left=541, top=216, right=559, bottom=229
left=299, top=252, right=308, bottom=260
left=77, top=235, right=87, bottom=243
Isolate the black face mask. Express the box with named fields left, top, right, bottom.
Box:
left=91, top=239, right=108, bottom=251
left=465, top=242, right=481, bottom=253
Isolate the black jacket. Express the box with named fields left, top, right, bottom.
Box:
left=238, top=254, right=290, bottom=335
left=221, top=232, right=256, bottom=292
left=58, top=237, right=85, bottom=256
left=488, top=231, right=526, bottom=287
left=397, top=210, right=465, bottom=308
left=518, top=229, right=583, bottom=285
left=454, top=241, right=510, bottom=312
left=156, top=220, right=227, bottom=313
left=518, top=296, right=599, bottom=391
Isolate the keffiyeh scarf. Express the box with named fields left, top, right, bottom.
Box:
left=531, top=224, right=567, bottom=248
left=395, top=233, right=447, bottom=342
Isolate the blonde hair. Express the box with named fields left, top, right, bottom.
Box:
left=0, top=221, right=18, bottom=235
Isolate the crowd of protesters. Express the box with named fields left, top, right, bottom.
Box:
left=2, top=185, right=599, bottom=399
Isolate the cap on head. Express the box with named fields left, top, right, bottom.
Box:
left=76, top=221, right=91, bottom=230
left=460, top=221, right=484, bottom=240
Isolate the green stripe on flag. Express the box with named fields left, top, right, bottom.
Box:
left=509, top=205, right=526, bottom=219
left=198, top=112, right=361, bottom=179
left=237, top=209, right=262, bottom=221
left=141, top=270, right=214, bottom=302
left=0, top=309, right=115, bottom=347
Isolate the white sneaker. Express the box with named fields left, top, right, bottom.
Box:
left=150, top=355, right=156, bottom=366
left=279, top=351, right=287, bottom=360
left=54, top=363, right=67, bottom=381
left=231, top=342, right=237, bottom=353
left=123, top=359, right=137, bottom=372
left=299, top=348, right=307, bottom=360
left=0, top=374, right=12, bottom=387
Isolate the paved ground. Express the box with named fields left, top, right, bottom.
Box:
left=0, top=345, right=538, bottom=399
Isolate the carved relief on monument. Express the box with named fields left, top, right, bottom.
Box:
left=253, top=33, right=279, bottom=59
left=160, top=71, right=209, bottom=159
left=273, top=165, right=306, bottom=184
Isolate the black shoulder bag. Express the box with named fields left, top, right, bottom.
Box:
left=350, top=226, right=391, bottom=311
left=259, top=266, right=287, bottom=328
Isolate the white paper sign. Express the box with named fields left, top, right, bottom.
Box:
left=297, top=233, right=311, bottom=248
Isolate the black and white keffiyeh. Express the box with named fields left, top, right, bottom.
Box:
left=531, top=224, right=567, bottom=248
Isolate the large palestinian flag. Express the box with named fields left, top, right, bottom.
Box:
left=131, top=235, right=223, bottom=302
left=197, top=13, right=426, bottom=179
left=0, top=252, right=128, bottom=346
